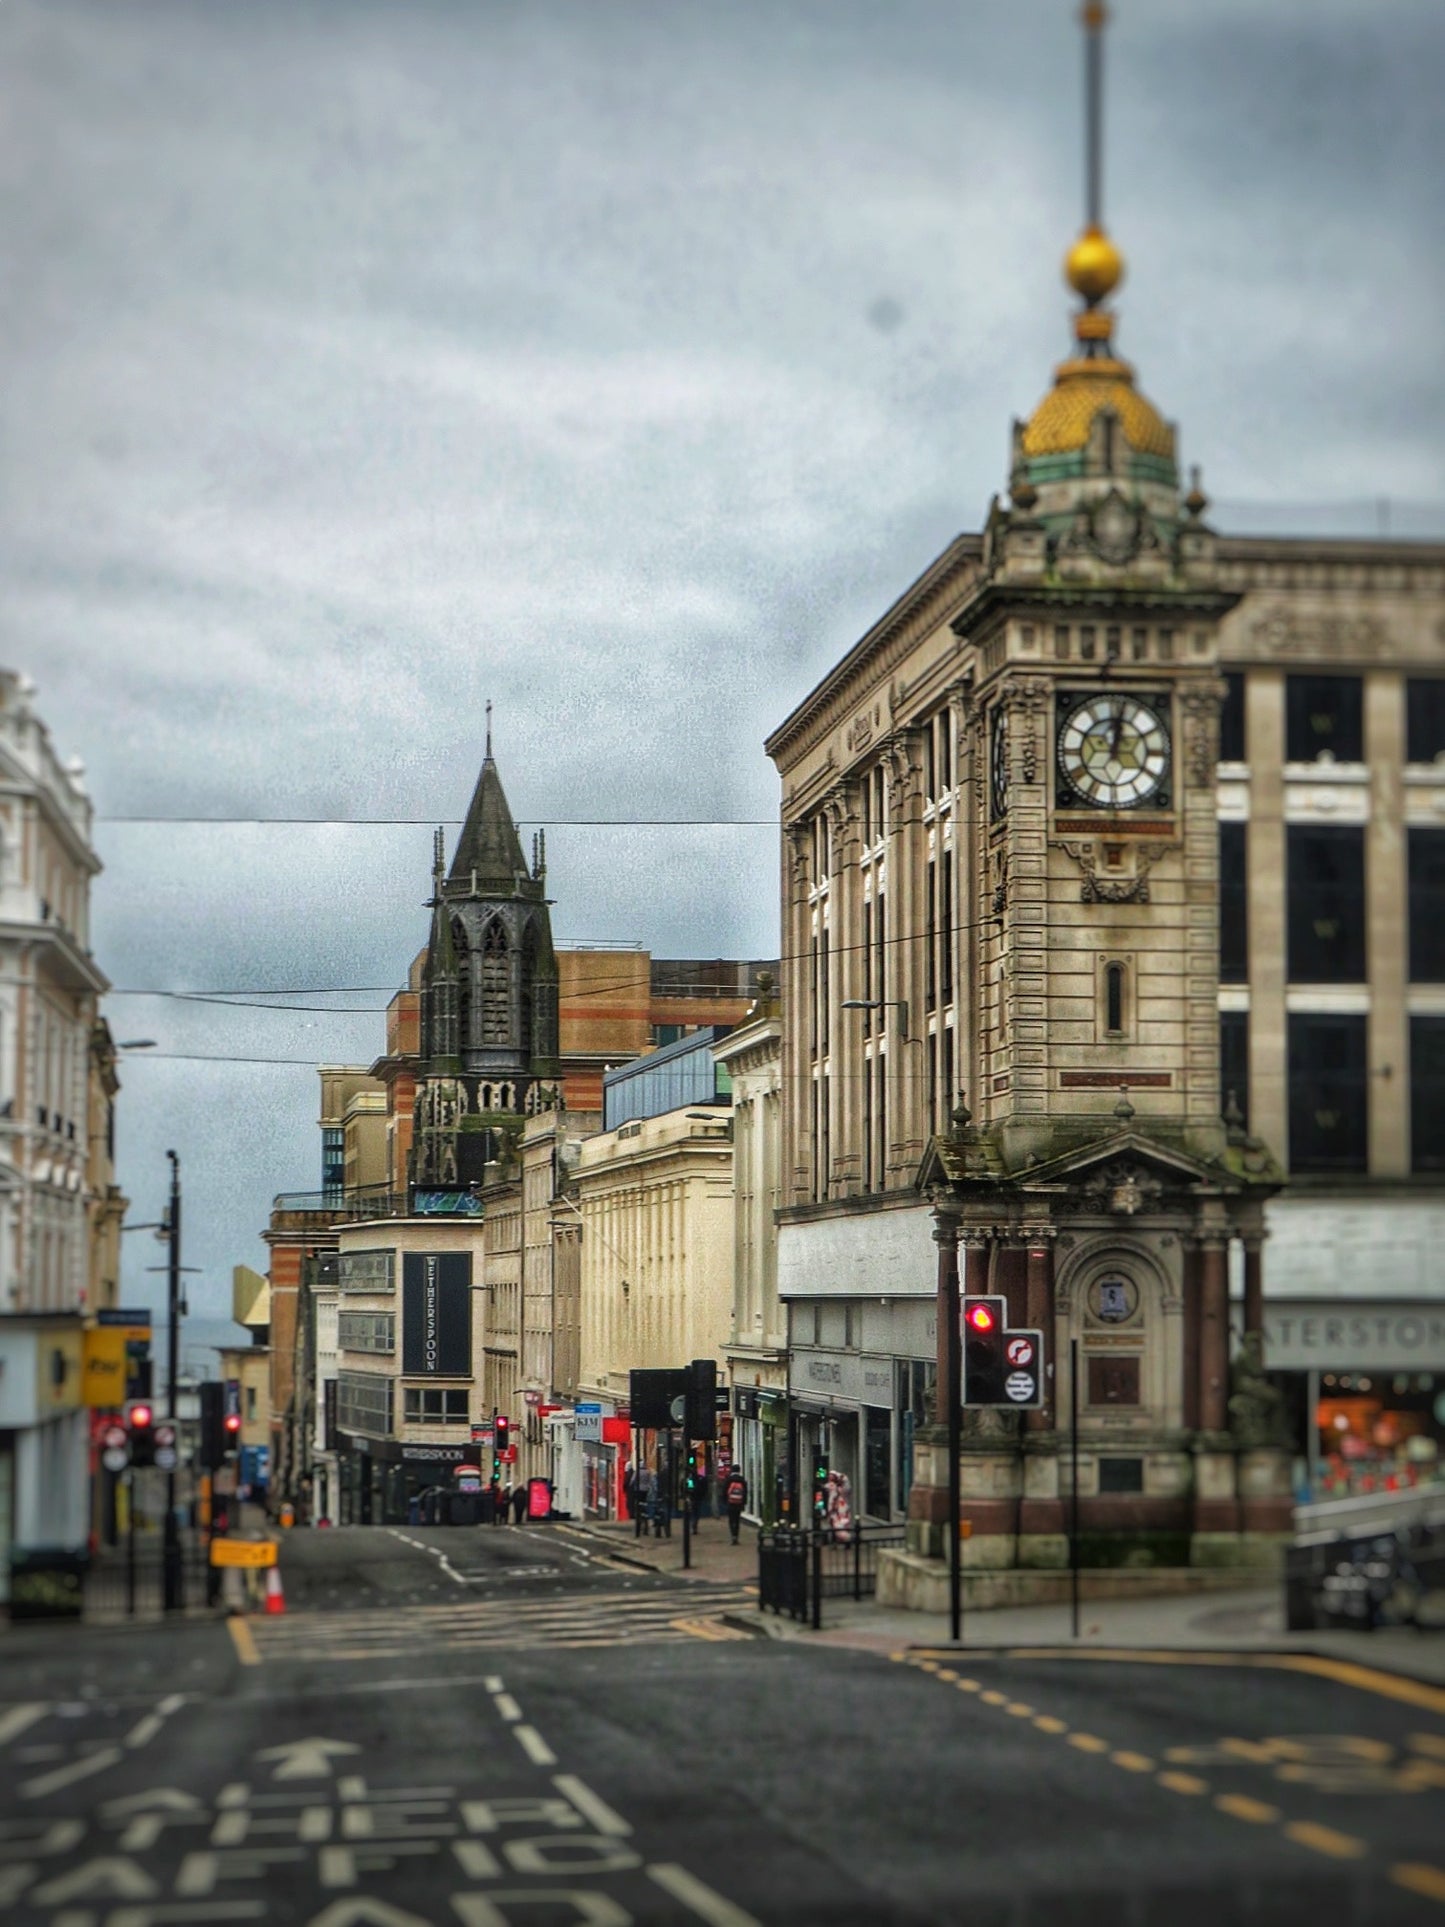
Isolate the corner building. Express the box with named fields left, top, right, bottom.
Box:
left=767, top=65, right=1445, bottom=1584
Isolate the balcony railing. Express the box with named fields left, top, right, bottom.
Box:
left=271, top=1189, right=409, bottom=1221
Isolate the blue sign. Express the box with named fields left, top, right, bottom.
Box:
left=240, top=1445, right=270, bottom=1486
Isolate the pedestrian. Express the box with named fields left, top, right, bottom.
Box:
left=724, top=1464, right=748, bottom=1544
left=511, top=1481, right=528, bottom=1526
left=622, top=1464, right=637, bottom=1521
left=492, top=1481, right=507, bottom=1526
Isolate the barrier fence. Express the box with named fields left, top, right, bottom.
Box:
left=758, top=1524, right=906, bottom=1631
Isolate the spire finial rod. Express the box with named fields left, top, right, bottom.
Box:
left=485, top=699, right=493, bottom=759
left=1082, top=1, right=1108, bottom=232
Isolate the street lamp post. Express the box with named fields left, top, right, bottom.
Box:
left=163, top=1150, right=183, bottom=1612
left=839, top=997, right=910, bottom=1040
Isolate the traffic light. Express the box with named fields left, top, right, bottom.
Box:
left=962, top=1295, right=1007, bottom=1406
left=810, top=1453, right=829, bottom=1520
left=224, top=1412, right=242, bottom=1445
left=494, top=1415, right=510, bottom=1464
left=127, top=1401, right=156, bottom=1467
left=684, top=1358, right=717, bottom=1441
left=199, top=1381, right=225, bottom=1469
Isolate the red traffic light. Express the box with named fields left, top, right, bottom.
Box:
left=128, top=1402, right=154, bottom=1430
left=224, top=1413, right=242, bottom=1434
left=965, top=1304, right=996, bottom=1333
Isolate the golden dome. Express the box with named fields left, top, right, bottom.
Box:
left=1020, top=354, right=1175, bottom=461
left=1065, top=224, right=1124, bottom=303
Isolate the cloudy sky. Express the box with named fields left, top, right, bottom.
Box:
left=2, top=0, right=1442, bottom=1363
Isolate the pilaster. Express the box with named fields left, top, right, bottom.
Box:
left=1366, top=671, right=1408, bottom=1175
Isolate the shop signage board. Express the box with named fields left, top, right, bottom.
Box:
left=401, top=1251, right=472, bottom=1376
left=82, top=1328, right=129, bottom=1407
left=574, top=1402, right=604, bottom=1443
left=1256, top=1301, right=1445, bottom=1372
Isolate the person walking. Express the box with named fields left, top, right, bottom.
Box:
left=511, top=1480, right=529, bottom=1526
left=724, top=1465, right=749, bottom=1545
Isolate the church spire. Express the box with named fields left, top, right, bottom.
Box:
left=447, top=731, right=531, bottom=894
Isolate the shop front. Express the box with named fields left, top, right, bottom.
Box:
left=1259, top=1300, right=1445, bottom=1499
left=787, top=1350, right=902, bottom=1524
left=336, top=1433, right=481, bottom=1524
left=732, top=1387, right=788, bottom=1525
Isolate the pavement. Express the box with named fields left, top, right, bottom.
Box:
left=3, top=1521, right=1444, bottom=1924
left=553, top=1513, right=1445, bottom=1686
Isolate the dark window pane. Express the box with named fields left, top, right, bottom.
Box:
left=1287, top=827, right=1366, bottom=982
left=1098, top=1457, right=1144, bottom=1494
left=1410, top=1016, right=1445, bottom=1174
left=1407, top=681, right=1445, bottom=765
left=1220, top=823, right=1248, bottom=981
left=1220, top=1011, right=1249, bottom=1130
left=1286, top=675, right=1363, bottom=763
left=1087, top=1357, right=1140, bottom=1407
left=1408, top=829, right=1445, bottom=982
left=1220, top=672, right=1246, bottom=762
left=1289, top=1014, right=1367, bottom=1173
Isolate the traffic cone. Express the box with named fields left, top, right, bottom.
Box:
left=263, top=1563, right=286, bottom=1615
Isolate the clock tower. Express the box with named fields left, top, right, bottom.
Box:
left=909, top=3, right=1288, bottom=1586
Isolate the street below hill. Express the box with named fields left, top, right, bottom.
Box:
left=2, top=1522, right=1443, bottom=1926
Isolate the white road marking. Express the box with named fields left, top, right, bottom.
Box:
left=0, top=1704, right=46, bottom=1747
left=554, top=1773, right=632, bottom=1836
left=513, top=1724, right=557, bottom=1766
left=385, top=1528, right=467, bottom=1586
left=493, top=1693, right=522, bottom=1722
left=124, top=1713, right=165, bottom=1747
left=483, top=1676, right=504, bottom=1693
left=20, top=1746, right=125, bottom=1799
left=648, top=1861, right=762, bottom=1926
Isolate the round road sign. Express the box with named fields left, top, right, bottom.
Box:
left=101, top=1446, right=129, bottom=1472
left=669, top=1395, right=687, bottom=1425
left=102, top=1424, right=127, bottom=1451
left=155, top=1424, right=177, bottom=1449
left=155, top=1446, right=178, bottom=1471
left=1004, top=1371, right=1037, bottom=1403
left=1006, top=1336, right=1035, bottom=1368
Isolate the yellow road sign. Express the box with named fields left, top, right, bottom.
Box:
left=209, top=1538, right=278, bottom=1570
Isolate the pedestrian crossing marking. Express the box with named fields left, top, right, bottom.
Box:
left=251, top=1585, right=758, bottom=1661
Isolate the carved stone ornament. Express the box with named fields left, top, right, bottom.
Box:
left=1057, top=838, right=1176, bottom=904
left=1249, top=609, right=1389, bottom=659
left=846, top=705, right=879, bottom=753
left=1080, top=1160, right=1165, bottom=1217
left=1178, top=685, right=1221, bottom=790
left=990, top=847, right=1009, bottom=917
left=1000, top=677, right=1049, bottom=786
left=1090, top=488, right=1144, bottom=565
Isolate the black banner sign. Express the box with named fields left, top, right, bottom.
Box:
left=402, top=1252, right=472, bottom=1376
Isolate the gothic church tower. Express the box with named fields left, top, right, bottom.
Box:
left=412, top=721, right=559, bottom=1191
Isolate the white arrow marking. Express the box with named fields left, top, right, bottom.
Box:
left=102, top=1789, right=204, bottom=1818
left=254, top=1738, right=362, bottom=1781
left=32, top=1856, right=159, bottom=1903
left=0, top=1705, right=46, bottom=1748
left=20, top=1747, right=125, bottom=1799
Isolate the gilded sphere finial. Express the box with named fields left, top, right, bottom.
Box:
left=1065, top=224, right=1124, bottom=305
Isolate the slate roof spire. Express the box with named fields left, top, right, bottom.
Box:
left=447, top=714, right=531, bottom=894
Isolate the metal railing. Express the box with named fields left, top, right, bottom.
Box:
left=758, top=1523, right=906, bottom=1631
left=271, top=1189, right=409, bottom=1221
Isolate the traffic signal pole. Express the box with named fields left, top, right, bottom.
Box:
left=163, top=1151, right=183, bottom=1613
left=943, top=1227, right=963, bottom=1646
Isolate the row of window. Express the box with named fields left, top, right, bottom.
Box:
left=330, top=1372, right=475, bottom=1435
left=337, top=1311, right=395, bottom=1355
left=1221, top=825, right=1445, bottom=985
left=1222, top=1011, right=1445, bottom=1175
left=1219, top=674, right=1445, bottom=766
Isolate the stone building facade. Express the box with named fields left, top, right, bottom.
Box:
left=765, top=31, right=1445, bottom=1587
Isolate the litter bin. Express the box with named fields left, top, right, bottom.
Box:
left=9, top=1546, right=89, bottom=1620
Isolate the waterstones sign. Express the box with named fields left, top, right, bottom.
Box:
left=1259, top=1301, right=1445, bottom=1372
left=401, top=1251, right=472, bottom=1377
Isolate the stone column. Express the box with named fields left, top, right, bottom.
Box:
left=1180, top=1240, right=1201, bottom=1432
left=1198, top=1235, right=1230, bottom=1434
left=1242, top=1235, right=1264, bottom=1339
left=993, top=1239, right=1028, bottom=1329
left=1245, top=672, right=1287, bottom=1156
left=1025, top=1236, right=1055, bottom=1430
left=1366, top=670, right=1409, bottom=1176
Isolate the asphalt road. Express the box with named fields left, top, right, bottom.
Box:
left=2, top=1523, right=1443, bottom=1926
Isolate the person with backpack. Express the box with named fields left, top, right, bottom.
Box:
left=724, top=1464, right=749, bottom=1544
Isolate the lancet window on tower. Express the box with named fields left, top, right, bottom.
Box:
left=480, top=919, right=510, bottom=1044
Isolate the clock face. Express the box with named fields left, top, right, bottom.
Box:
left=1057, top=694, right=1171, bottom=808
left=990, top=706, right=1008, bottom=819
